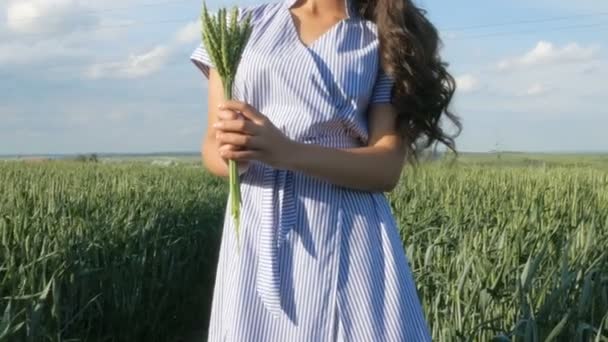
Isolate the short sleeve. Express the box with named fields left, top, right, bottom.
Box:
left=190, top=42, right=215, bottom=78
left=190, top=6, right=257, bottom=79
left=370, top=67, right=395, bottom=105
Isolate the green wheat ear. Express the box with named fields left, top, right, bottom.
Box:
left=200, top=2, right=253, bottom=254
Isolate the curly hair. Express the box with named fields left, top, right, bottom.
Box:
left=357, top=0, right=463, bottom=164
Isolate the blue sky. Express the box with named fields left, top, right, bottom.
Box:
left=1, top=0, right=606, bottom=155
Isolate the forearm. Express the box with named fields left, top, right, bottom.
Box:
left=211, top=100, right=406, bottom=191
left=286, top=142, right=404, bottom=193
left=202, top=138, right=250, bottom=178
left=202, top=139, right=229, bottom=178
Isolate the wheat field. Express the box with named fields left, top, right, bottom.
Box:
left=1, top=157, right=607, bottom=341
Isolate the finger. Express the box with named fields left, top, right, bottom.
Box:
left=214, top=119, right=260, bottom=135
left=216, top=109, right=241, bottom=121
left=218, top=109, right=244, bottom=120
left=217, top=109, right=245, bottom=121
left=220, top=149, right=261, bottom=161
left=219, top=101, right=266, bottom=124
left=218, top=144, right=242, bottom=153
left=216, top=132, right=261, bottom=149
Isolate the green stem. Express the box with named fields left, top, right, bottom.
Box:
left=224, top=77, right=242, bottom=253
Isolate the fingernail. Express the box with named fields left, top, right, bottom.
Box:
left=217, top=103, right=225, bottom=109
left=213, top=122, right=220, bottom=128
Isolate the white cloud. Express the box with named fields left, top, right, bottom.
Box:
left=525, top=83, right=548, bottom=96
left=452, top=38, right=606, bottom=121
left=0, top=39, right=88, bottom=66
left=6, top=0, right=98, bottom=35
left=456, top=74, right=479, bottom=93
left=498, top=41, right=599, bottom=70
left=6, top=2, right=38, bottom=31
left=82, top=19, right=201, bottom=79
left=0, top=0, right=199, bottom=78
left=85, top=46, right=171, bottom=79
left=0, top=0, right=135, bottom=71
left=175, top=21, right=200, bottom=44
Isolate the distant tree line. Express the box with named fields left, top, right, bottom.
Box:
left=74, top=153, right=99, bottom=163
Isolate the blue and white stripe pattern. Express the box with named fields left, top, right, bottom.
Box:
left=191, top=0, right=432, bottom=340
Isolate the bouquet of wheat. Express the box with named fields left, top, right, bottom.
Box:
left=200, top=4, right=253, bottom=252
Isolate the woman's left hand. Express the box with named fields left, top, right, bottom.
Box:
left=213, top=100, right=298, bottom=170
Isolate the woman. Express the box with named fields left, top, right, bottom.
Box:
left=190, top=0, right=461, bottom=340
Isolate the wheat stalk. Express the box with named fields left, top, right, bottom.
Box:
left=200, top=3, right=253, bottom=252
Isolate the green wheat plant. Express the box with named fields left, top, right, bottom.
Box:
left=200, top=3, right=253, bottom=252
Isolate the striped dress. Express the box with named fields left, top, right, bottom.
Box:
left=190, top=0, right=432, bottom=340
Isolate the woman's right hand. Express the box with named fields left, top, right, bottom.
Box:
left=215, top=109, right=251, bottom=175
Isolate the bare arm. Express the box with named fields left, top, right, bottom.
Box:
left=216, top=101, right=407, bottom=193
left=287, top=103, right=407, bottom=192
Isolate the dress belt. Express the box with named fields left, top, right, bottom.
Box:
left=256, top=166, right=296, bottom=318
left=254, top=132, right=361, bottom=318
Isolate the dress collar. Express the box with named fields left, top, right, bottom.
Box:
left=284, top=0, right=359, bottom=20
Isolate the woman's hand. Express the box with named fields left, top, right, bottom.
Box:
left=215, top=109, right=250, bottom=175
left=213, top=100, right=298, bottom=170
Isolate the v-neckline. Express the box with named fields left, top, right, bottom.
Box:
left=285, top=3, right=349, bottom=50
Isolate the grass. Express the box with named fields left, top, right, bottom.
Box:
left=391, top=162, right=608, bottom=340
left=0, top=161, right=226, bottom=341
left=1, top=157, right=607, bottom=341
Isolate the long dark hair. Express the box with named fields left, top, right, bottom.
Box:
left=358, top=0, right=463, bottom=165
